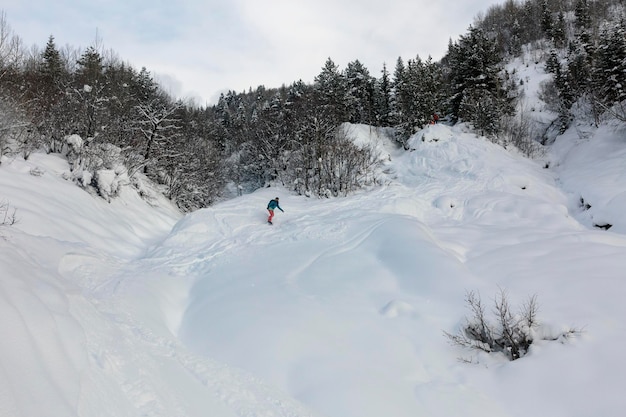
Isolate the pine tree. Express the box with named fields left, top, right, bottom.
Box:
left=552, top=11, right=567, bottom=48
left=390, top=57, right=406, bottom=131
left=593, top=21, right=626, bottom=105
left=313, top=57, right=347, bottom=125
left=394, top=56, right=420, bottom=139
left=520, top=0, right=540, bottom=44
left=545, top=49, right=561, bottom=74
left=574, top=0, right=591, bottom=31
left=566, top=39, right=592, bottom=99
left=101, top=62, right=138, bottom=148
left=34, top=35, right=70, bottom=152
left=446, top=26, right=514, bottom=136
left=344, top=59, right=375, bottom=125
left=76, top=46, right=103, bottom=87
left=72, top=46, right=106, bottom=138
left=510, top=19, right=522, bottom=56
left=133, top=67, right=160, bottom=103
left=374, top=63, right=392, bottom=126
left=540, top=0, right=553, bottom=37
left=41, top=36, right=65, bottom=82
left=214, top=92, right=235, bottom=154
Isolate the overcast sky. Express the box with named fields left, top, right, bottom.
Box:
left=4, top=0, right=502, bottom=106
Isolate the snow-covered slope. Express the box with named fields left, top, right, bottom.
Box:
left=2, top=117, right=626, bottom=417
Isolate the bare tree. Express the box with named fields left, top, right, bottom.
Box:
left=134, top=98, right=183, bottom=174
left=0, top=12, right=23, bottom=79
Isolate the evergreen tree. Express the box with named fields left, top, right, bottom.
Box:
left=574, top=0, right=592, bottom=31
left=313, top=57, right=347, bottom=125
left=374, top=63, right=392, bottom=126
left=594, top=20, right=626, bottom=105
left=72, top=46, right=107, bottom=138
left=284, top=80, right=311, bottom=136
left=344, top=59, right=375, bottom=124
left=389, top=54, right=446, bottom=141
left=390, top=57, right=406, bottom=130
left=545, top=48, right=561, bottom=74
left=41, top=36, right=65, bottom=82
left=517, top=0, right=541, bottom=45
left=133, top=67, right=160, bottom=103
left=566, top=38, right=592, bottom=99
left=446, top=26, right=514, bottom=136
left=543, top=52, right=575, bottom=134
left=99, top=62, right=136, bottom=147
left=214, top=91, right=236, bottom=154
left=34, top=35, right=70, bottom=152
left=552, top=11, right=567, bottom=48
left=540, top=0, right=553, bottom=37
left=394, top=56, right=419, bottom=139
left=255, top=89, right=288, bottom=187
left=510, top=19, right=523, bottom=56
left=75, top=46, right=103, bottom=86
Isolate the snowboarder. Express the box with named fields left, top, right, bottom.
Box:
left=267, top=197, right=284, bottom=224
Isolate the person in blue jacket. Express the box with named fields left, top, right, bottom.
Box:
left=267, top=197, right=284, bottom=224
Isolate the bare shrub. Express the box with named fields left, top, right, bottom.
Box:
left=500, top=105, right=545, bottom=158
left=445, top=289, right=578, bottom=361
left=0, top=199, right=18, bottom=226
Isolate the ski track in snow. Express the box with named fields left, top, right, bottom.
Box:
left=58, top=236, right=323, bottom=417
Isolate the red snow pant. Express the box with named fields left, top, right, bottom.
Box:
left=267, top=209, right=274, bottom=223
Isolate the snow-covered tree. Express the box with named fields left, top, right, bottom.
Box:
left=540, top=0, right=554, bottom=37
left=552, top=11, right=567, bottom=48
left=390, top=56, right=406, bottom=128
left=344, top=59, right=375, bottom=125
left=314, top=57, right=348, bottom=125
left=393, top=55, right=445, bottom=140
left=70, top=46, right=108, bottom=139
left=446, top=26, right=515, bottom=136
left=374, top=63, right=392, bottom=127
left=593, top=20, right=626, bottom=105
left=134, top=98, right=182, bottom=175
left=574, top=0, right=592, bottom=31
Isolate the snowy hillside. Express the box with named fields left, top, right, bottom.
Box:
left=2, top=111, right=626, bottom=417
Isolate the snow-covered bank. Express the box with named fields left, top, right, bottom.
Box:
left=550, top=120, right=626, bottom=233
left=1, top=119, right=626, bottom=417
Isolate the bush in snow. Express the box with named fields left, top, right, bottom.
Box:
left=62, top=134, right=129, bottom=201
left=445, top=289, right=579, bottom=361
left=92, top=169, right=122, bottom=202
left=0, top=199, right=18, bottom=227
left=499, top=107, right=545, bottom=158
left=0, top=94, right=37, bottom=162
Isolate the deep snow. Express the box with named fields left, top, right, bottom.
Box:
left=1, top=61, right=626, bottom=417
